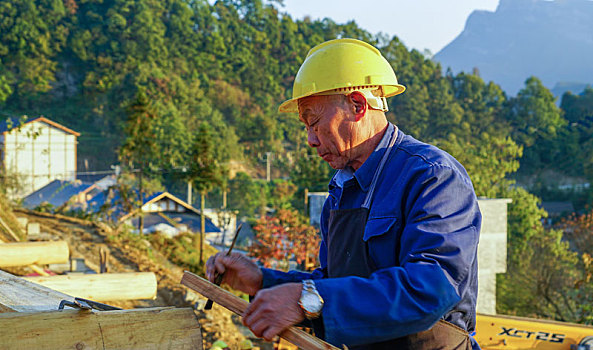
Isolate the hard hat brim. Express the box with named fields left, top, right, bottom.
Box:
left=278, top=84, right=406, bottom=113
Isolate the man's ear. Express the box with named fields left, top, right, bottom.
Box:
left=349, top=91, right=367, bottom=122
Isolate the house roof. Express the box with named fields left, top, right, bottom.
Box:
left=541, top=201, right=575, bottom=216
left=23, top=180, right=94, bottom=209
left=0, top=116, right=80, bottom=136
left=87, top=189, right=218, bottom=229
left=140, top=192, right=200, bottom=215
left=130, top=212, right=221, bottom=233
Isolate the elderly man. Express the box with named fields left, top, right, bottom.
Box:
left=207, top=38, right=481, bottom=350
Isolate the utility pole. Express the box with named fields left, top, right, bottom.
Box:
left=265, top=152, right=272, bottom=182
left=139, top=168, right=144, bottom=234
left=187, top=181, right=192, bottom=205
left=304, top=188, right=309, bottom=216
left=200, top=191, right=205, bottom=263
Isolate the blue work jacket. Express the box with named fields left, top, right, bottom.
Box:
left=261, top=125, right=481, bottom=348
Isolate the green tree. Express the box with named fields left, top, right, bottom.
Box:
left=186, top=122, right=224, bottom=262
left=507, top=77, right=565, bottom=147
left=506, top=77, right=566, bottom=176
left=560, top=87, right=593, bottom=181
left=497, top=228, right=581, bottom=321
left=227, top=172, right=268, bottom=218
left=269, top=179, right=297, bottom=210
left=0, top=0, right=67, bottom=105
left=119, top=90, right=161, bottom=233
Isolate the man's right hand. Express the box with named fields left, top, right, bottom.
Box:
left=205, top=252, right=263, bottom=296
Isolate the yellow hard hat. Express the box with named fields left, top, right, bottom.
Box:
left=278, top=38, right=406, bottom=113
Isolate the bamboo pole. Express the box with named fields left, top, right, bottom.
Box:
left=180, top=271, right=341, bottom=350
left=0, top=240, right=69, bottom=267
left=24, top=272, right=157, bottom=301
left=0, top=307, right=202, bottom=349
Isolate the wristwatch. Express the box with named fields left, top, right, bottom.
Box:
left=298, top=279, right=324, bottom=319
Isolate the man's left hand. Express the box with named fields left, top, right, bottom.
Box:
left=242, top=282, right=305, bottom=341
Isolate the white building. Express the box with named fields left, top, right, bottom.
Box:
left=0, top=116, right=78, bottom=198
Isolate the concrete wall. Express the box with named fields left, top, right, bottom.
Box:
left=2, top=121, right=77, bottom=197
left=476, top=198, right=511, bottom=314
left=308, top=193, right=510, bottom=315
left=308, top=192, right=329, bottom=227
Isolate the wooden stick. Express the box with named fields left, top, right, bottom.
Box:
left=0, top=307, right=203, bottom=349
left=181, top=271, right=340, bottom=350
left=24, top=272, right=158, bottom=301
left=0, top=215, right=21, bottom=242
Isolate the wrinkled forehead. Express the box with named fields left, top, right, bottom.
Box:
left=298, top=95, right=345, bottom=120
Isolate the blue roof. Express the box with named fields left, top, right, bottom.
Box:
left=86, top=190, right=160, bottom=214
left=23, top=180, right=94, bottom=210
left=86, top=190, right=121, bottom=216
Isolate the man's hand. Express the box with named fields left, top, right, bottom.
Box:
left=242, top=283, right=305, bottom=341
left=205, top=252, right=263, bottom=296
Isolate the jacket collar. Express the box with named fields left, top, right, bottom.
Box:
left=353, top=123, right=397, bottom=192
left=328, top=123, right=399, bottom=192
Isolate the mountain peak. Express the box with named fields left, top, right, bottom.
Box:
left=434, top=0, right=593, bottom=96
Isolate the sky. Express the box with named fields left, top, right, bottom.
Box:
left=278, top=0, right=501, bottom=55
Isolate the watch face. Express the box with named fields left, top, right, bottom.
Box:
left=302, top=293, right=322, bottom=313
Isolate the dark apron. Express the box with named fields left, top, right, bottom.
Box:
left=325, top=126, right=471, bottom=350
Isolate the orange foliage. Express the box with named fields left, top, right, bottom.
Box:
left=559, top=210, right=593, bottom=253
left=249, top=209, right=321, bottom=271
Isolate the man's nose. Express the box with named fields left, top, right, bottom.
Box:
left=307, top=129, right=320, bottom=147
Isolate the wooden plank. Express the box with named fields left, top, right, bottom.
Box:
left=0, top=307, right=202, bottom=349
left=0, top=240, right=69, bottom=267
left=0, top=269, right=74, bottom=313
left=24, top=272, right=157, bottom=301
left=181, top=271, right=341, bottom=350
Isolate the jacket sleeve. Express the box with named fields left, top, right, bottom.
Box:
left=314, top=164, right=481, bottom=347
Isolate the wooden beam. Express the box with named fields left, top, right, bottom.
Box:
left=0, top=236, right=50, bottom=276
left=0, top=241, right=69, bottom=267
left=181, top=271, right=340, bottom=350
left=0, top=269, right=74, bottom=313
left=0, top=307, right=202, bottom=349
left=24, top=272, right=158, bottom=301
